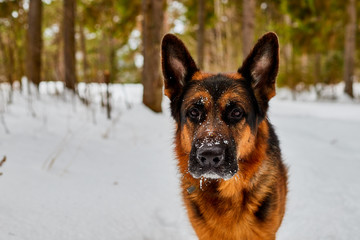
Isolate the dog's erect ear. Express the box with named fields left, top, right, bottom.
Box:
left=239, top=32, right=279, bottom=104
left=161, top=34, right=198, bottom=100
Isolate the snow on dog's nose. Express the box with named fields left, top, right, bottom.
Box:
left=189, top=135, right=238, bottom=180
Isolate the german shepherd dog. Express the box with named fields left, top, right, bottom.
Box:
left=161, top=32, right=287, bottom=240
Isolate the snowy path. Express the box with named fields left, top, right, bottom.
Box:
left=0, top=88, right=360, bottom=240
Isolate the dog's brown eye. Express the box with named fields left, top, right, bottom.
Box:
left=188, top=108, right=200, bottom=119
left=229, top=108, right=243, bottom=120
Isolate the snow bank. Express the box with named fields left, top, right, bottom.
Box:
left=277, top=82, right=360, bottom=103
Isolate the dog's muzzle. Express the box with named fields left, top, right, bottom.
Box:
left=188, top=138, right=238, bottom=180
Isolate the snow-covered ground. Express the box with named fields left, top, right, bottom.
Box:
left=0, top=82, right=359, bottom=240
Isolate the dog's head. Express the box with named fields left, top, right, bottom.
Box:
left=161, top=33, right=279, bottom=180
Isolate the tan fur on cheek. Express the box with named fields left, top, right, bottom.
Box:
left=180, top=124, right=193, bottom=154
left=237, top=126, right=256, bottom=159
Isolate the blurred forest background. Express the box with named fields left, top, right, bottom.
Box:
left=0, top=0, right=359, bottom=114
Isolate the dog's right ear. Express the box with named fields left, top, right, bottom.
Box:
left=161, top=34, right=198, bottom=100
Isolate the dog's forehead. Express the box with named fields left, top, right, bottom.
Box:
left=183, top=73, right=251, bottom=105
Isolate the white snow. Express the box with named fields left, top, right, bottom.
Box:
left=0, top=82, right=360, bottom=239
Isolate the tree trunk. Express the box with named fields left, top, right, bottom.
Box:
left=343, top=0, right=356, bottom=98
left=142, top=0, right=165, bottom=113
left=26, top=0, right=42, bottom=88
left=63, top=0, right=77, bottom=92
left=214, top=0, right=224, bottom=71
left=79, top=20, right=89, bottom=83
left=104, top=71, right=111, bottom=120
left=109, top=38, right=117, bottom=84
left=197, top=0, right=205, bottom=70
left=0, top=32, right=14, bottom=103
left=242, top=0, right=255, bottom=58
left=7, top=45, right=15, bottom=104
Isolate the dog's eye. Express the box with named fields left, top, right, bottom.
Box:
left=188, top=107, right=201, bottom=120
left=228, top=107, right=243, bottom=121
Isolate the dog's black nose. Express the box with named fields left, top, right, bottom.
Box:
left=196, top=145, right=225, bottom=167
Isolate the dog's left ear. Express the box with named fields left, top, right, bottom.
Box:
left=161, top=34, right=198, bottom=100
left=238, top=32, right=279, bottom=113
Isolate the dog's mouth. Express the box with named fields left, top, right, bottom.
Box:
left=188, top=139, right=238, bottom=180
left=188, top=164, right=238, bottom=180
left=199, top=169, right=237, bottom=180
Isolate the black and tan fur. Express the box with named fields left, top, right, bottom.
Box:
left=161, top=32, right=287, bottom=240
